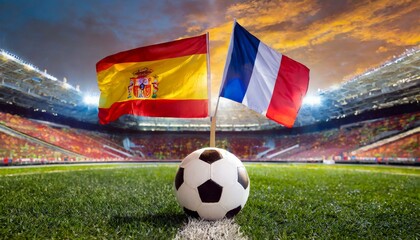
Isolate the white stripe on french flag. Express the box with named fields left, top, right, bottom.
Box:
left=242, top=42, right=282, bottom=115
left=219, top=22, right=309, bottom=128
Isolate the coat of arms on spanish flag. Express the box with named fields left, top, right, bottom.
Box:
left=96, top=34, right=209, bottom=125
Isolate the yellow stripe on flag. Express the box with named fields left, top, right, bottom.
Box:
left=97, top=54, right=207, bottom=109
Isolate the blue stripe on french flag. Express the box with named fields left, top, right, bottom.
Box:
left=219, top=22, right=309, bottom=128
left=220, top=23, right=260, bottom=103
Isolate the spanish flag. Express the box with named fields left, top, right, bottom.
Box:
left=96, top=34, right=209, bottom=125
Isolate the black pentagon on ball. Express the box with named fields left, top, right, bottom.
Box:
left=199, top=149, right=223, bottom=164
left=183, top=207, right=200, bottom=218
left=197, top=179, right=223, bottom=202
left=225, top=206, right=242, bottom=218
left=174, top=167, right=184, bottom=190
left=237, top=166, right=249, bottom=189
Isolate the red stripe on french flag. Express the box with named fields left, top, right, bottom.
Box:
left=267, top=55, right=310, bottom=128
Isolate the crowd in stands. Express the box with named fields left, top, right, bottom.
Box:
left=0, top=112, right=133, bottom=164
left=0, top=111, right=418, bottom=165
left=274, top=112, right=419, bottom=161
left=0, top=132, right=64, bottom=164
left=129, top=134, right=265, bottom=160
left=128, top=112, right=419, bottom=162
left=355, top=134, right=419, bottom=159
left=129, top=134, right=209, bottom=159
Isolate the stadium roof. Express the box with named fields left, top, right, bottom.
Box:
left=0, top=48, right=419, bottom=131
left=297, top=47, right=420, bottom=126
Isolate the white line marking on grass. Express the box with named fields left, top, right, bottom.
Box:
left=174, top=218, right=247, bottom=240
left=347, top=169, right=420, bottom=177
left=0, top=163, right=176, bottom=177
left=301, top=166, right=420, bottom=177
left=248, top=163, right=420, bottom=177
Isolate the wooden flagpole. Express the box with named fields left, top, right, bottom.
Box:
left=206, top=32, right=218, bottom=148
left=210, top=20, right=236, bottom=148
left=210, top=97, right=220, bottom=147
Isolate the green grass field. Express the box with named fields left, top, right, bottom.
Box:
left=0, top=163, right=419, bottom=239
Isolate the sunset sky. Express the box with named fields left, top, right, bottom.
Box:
left=1, top=0, right=419, bottom=97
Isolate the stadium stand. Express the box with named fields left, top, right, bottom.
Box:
left=265, top=113, right=419, bottom=162
left=123, top=112, right=419, bottom=163
left=0, top=48, right=419, bottom=165
left=0, top=110, right=418, bottom=164
left=355, top=132, right=419, bottom=159
left=0, top=132, right=65, bottom=164
left=0, top=112, right=134, bottom=163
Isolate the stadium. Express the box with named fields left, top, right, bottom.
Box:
left=0, top=48, right=418, bottom=165
left=0, top=45, right=419, bottom=239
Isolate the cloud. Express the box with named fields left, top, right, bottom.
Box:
left=1, top=0, right=418, bottom=96
left=203, top=0, right=419, bottom=95
left=376, top=46, right=388, bottom=53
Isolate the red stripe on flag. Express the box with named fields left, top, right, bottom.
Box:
left=96, top=34, right=207, bottom=73
left=98, top=99, right=209, bottom=125
left=266, top=55, right=309, bottom=128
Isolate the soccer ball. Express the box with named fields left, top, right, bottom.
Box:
left=174, top=147, right=250, bottom=220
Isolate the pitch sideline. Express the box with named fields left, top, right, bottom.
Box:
left=0, top=163, right=175, bottom=177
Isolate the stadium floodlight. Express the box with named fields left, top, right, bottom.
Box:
left=24, top=63, right=35, bottom=71
left=303, top=95, right=322, bottom=106
left=330, top=84, right=340, bottom=90
left=83, top=95, right=99, bottom=106
left=62, top=82, right=72, bottom=89
left=1, top=49, right=58, bottom=81
left=1, top=50, right=17, bottom=61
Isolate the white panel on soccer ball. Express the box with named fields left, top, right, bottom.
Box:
left=197, top=203, right=227, bottom=221
left=211, top=159, right=238, bottom=187
left=184, top=159, right=211, bottom=188
left=219, top=182, right=248, bottom=210
left=223, top=150, right=244, bottom=167
left=176, top=184, right=202, bottom=211
left=242, top=184, right=250, bottom=207
left=180, top=149, right=204, bottom=168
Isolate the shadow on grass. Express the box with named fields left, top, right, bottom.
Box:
left=110, top=212, right=187, bottom=229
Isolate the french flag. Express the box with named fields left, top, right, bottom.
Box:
left=219, top=22, right=310, bottom=128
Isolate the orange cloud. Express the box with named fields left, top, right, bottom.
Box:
left=181, top=0, right=419, bottom=96
left=376, top=46, right=388, bottom=53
